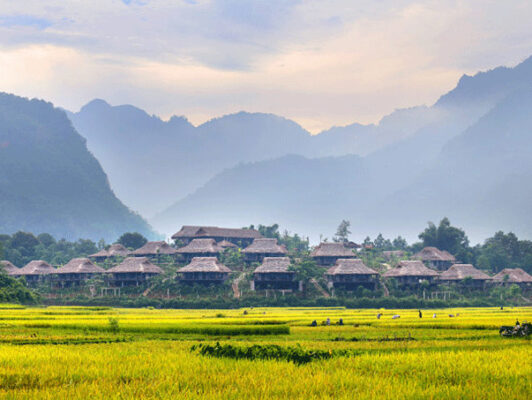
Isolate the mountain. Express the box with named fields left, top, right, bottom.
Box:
left=68, top=104, right=314, bottom=215
left=151, top=154, right=369, bottom=238
left=153, top=56, right=532, bottom=242
left=0, top=93, right=155, bottom=242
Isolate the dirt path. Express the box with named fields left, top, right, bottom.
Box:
left=310, top=278, right=330, bottom=298
left=232, top=272, right=245, bottom=298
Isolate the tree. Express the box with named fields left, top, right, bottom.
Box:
left=10, top=231, right=40, bottom=258
left=418, top=218, right=471, bottom=261
left=392, top=236, right=408, bottom=250
left=117, top=232, right=148, bottom=250
left=37, top=233, right=56, bottom=247
left=333, top=220, right=351, bottom=243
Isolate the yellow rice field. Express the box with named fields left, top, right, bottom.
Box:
left=0, top=306, right=530, bottom=399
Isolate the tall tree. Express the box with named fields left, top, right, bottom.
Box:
left=117, top=232, right=148, bottom=250
left=334, top=220, right=351, bottom=243
left=418, top=218, right=471, bottom=261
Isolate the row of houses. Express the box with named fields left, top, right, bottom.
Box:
left=2, top=255, right=531, bottom=292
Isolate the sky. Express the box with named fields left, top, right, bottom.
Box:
left=1, top=1, right=532, bottom=132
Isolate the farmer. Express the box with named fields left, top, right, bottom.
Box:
left=326, top=318, right=331, bottom=326
left=377, top=313, right=382, bottom=319
left=338, top=318, right=344, bottom=326
left=516, top=319, right=520, bottom=326
left=310, top=320, right=317, bottom=327
left=418, top=310, right=423, bottom=318
left=432, top=313, right=437, bottom=318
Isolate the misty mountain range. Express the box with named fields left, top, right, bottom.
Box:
left=2, top=56, right=532, bottom=242
left=66, top=56, right=532, bottom=242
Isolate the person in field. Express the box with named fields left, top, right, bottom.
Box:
left=392, top=315, right=400, bottom=319
left=418, top=310, right=423, bottom=318
left=377, top=313, right=382, bottom=319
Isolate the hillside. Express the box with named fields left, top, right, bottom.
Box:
left=0, top=93, right=155, bottom=241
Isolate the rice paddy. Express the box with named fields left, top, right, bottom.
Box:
left=0, top=306, right=530, bottom=399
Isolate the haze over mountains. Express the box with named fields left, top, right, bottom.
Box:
left=0, top=93, right=155, bottom=241
left=2, top=56, right=532, bottom=243
left=65, top=56, right=532, bottom=242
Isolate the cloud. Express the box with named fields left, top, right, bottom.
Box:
left=0, top=14, right=52, bottom=29
left=0, top=1, right=531, bottom=132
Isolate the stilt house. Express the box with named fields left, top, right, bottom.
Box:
left=89, top=243, right=130, bottom=262
left=383, top=260, right=439, bottom=286
left=176, top=239, right=223, bottom=262
left=130, top=241, right=178, bottom=261
left=53, top=258, right=106, bottom=287
left=413, top=247, right=456, bottom=270
left=311, top=242, right=357, bottom=266
left=252, top=257, right=300, bottom=291
left=0, top=260, right=18, bottom=275
left=491, top=268, right=532, bottom=287
left=172, top=226, right=262, bottom=246
left=325, top=259, right=379, bottom=290
left=177, top=257, right=231, bottom=285
left=106, top=257, right=163, bottom=287
left=439, top=264, right=491, bottom=288
left=12, top=260, right=55, bottom=285
left=242, top=238, right=287, bottom=262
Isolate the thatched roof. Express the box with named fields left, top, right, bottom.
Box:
left=413, top=247, right=456, bottom=262
left=130, top=241, right=177, bottom=256
left=439, top=264, right=491, bottom=281
left=176, top=239, right=222, bottom=254
left=311, top=243, right=356, bottom=258
left=242, top=238, right=287, bottom=254
left=0, top=260, right=18, bottom=275
left=55, top=258, right=106, bottom=275
left=107, top=257, right=163, bottom=274
left=178, top=257, right=231, bottom=273
left=326, top=259, right=377, bottom=276
left=492, top=268, right=532, bottom=283
left=172, top=226, right=263, bottom=240
left=15, top=260, right=55, bottom=276
left=383, top=260, right=439, bottom=278
left=218, top=240, right=237, bottom=248
left=254, top=257, right=293, bottom=273
left=89, top=243, right=130, bottom=259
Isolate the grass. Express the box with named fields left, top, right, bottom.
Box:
left=0, top=306, right=529, bottom=398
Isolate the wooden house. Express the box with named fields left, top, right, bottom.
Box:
left=177, top=257, right=231, bottom=285
left=242, top=238, right=287, bottom=263
left=129, top=241, right=177, bottom=261
left=171, top=226, right=262, bottom=246
left=53, top=258, right=106, bottom=287
left=325, top=259, right=379, bottom=290
left=89, top=244, right=130, bottom=262
left=311, top=242, right=357, bottom=266
left=106, top=257, right=163, bottom=287
left=252, top=257, right=301, bottom=291
left=383, top=260, right=439, bottom=286
left=439, top=264, right=491, bottom=288
left=0, top=260, right=18, bottom=275
left=413, top=247, right=456, bottom=270
left=12, top=260, right=55, bottom=285
left=491, top=268, right=532, bottom=287
left=176, top=239, right=223, bottom=263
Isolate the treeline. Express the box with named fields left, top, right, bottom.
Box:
left=0, top=232, right=147, bottom=267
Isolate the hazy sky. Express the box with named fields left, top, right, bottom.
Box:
left=1, top=1, right=532, bottom=132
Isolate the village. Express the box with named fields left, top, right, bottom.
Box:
left=1, top=225, right=531, bottom=303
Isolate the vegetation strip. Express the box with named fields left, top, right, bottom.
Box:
left=191, top=342, right=349, bottom=365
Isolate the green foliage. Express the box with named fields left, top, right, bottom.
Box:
left=289, top=257, right=322, bottom=281
left=419, top=217, right=472, bottom=262
left=192, top=342, right=335, bottom=365
left=108, top=317, right=120, bottom=332
left=117, top=232, right=148, bottom=250
left=0, top=274, right=38, bottom=304
left=333, top=220, right=351, bottom=243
